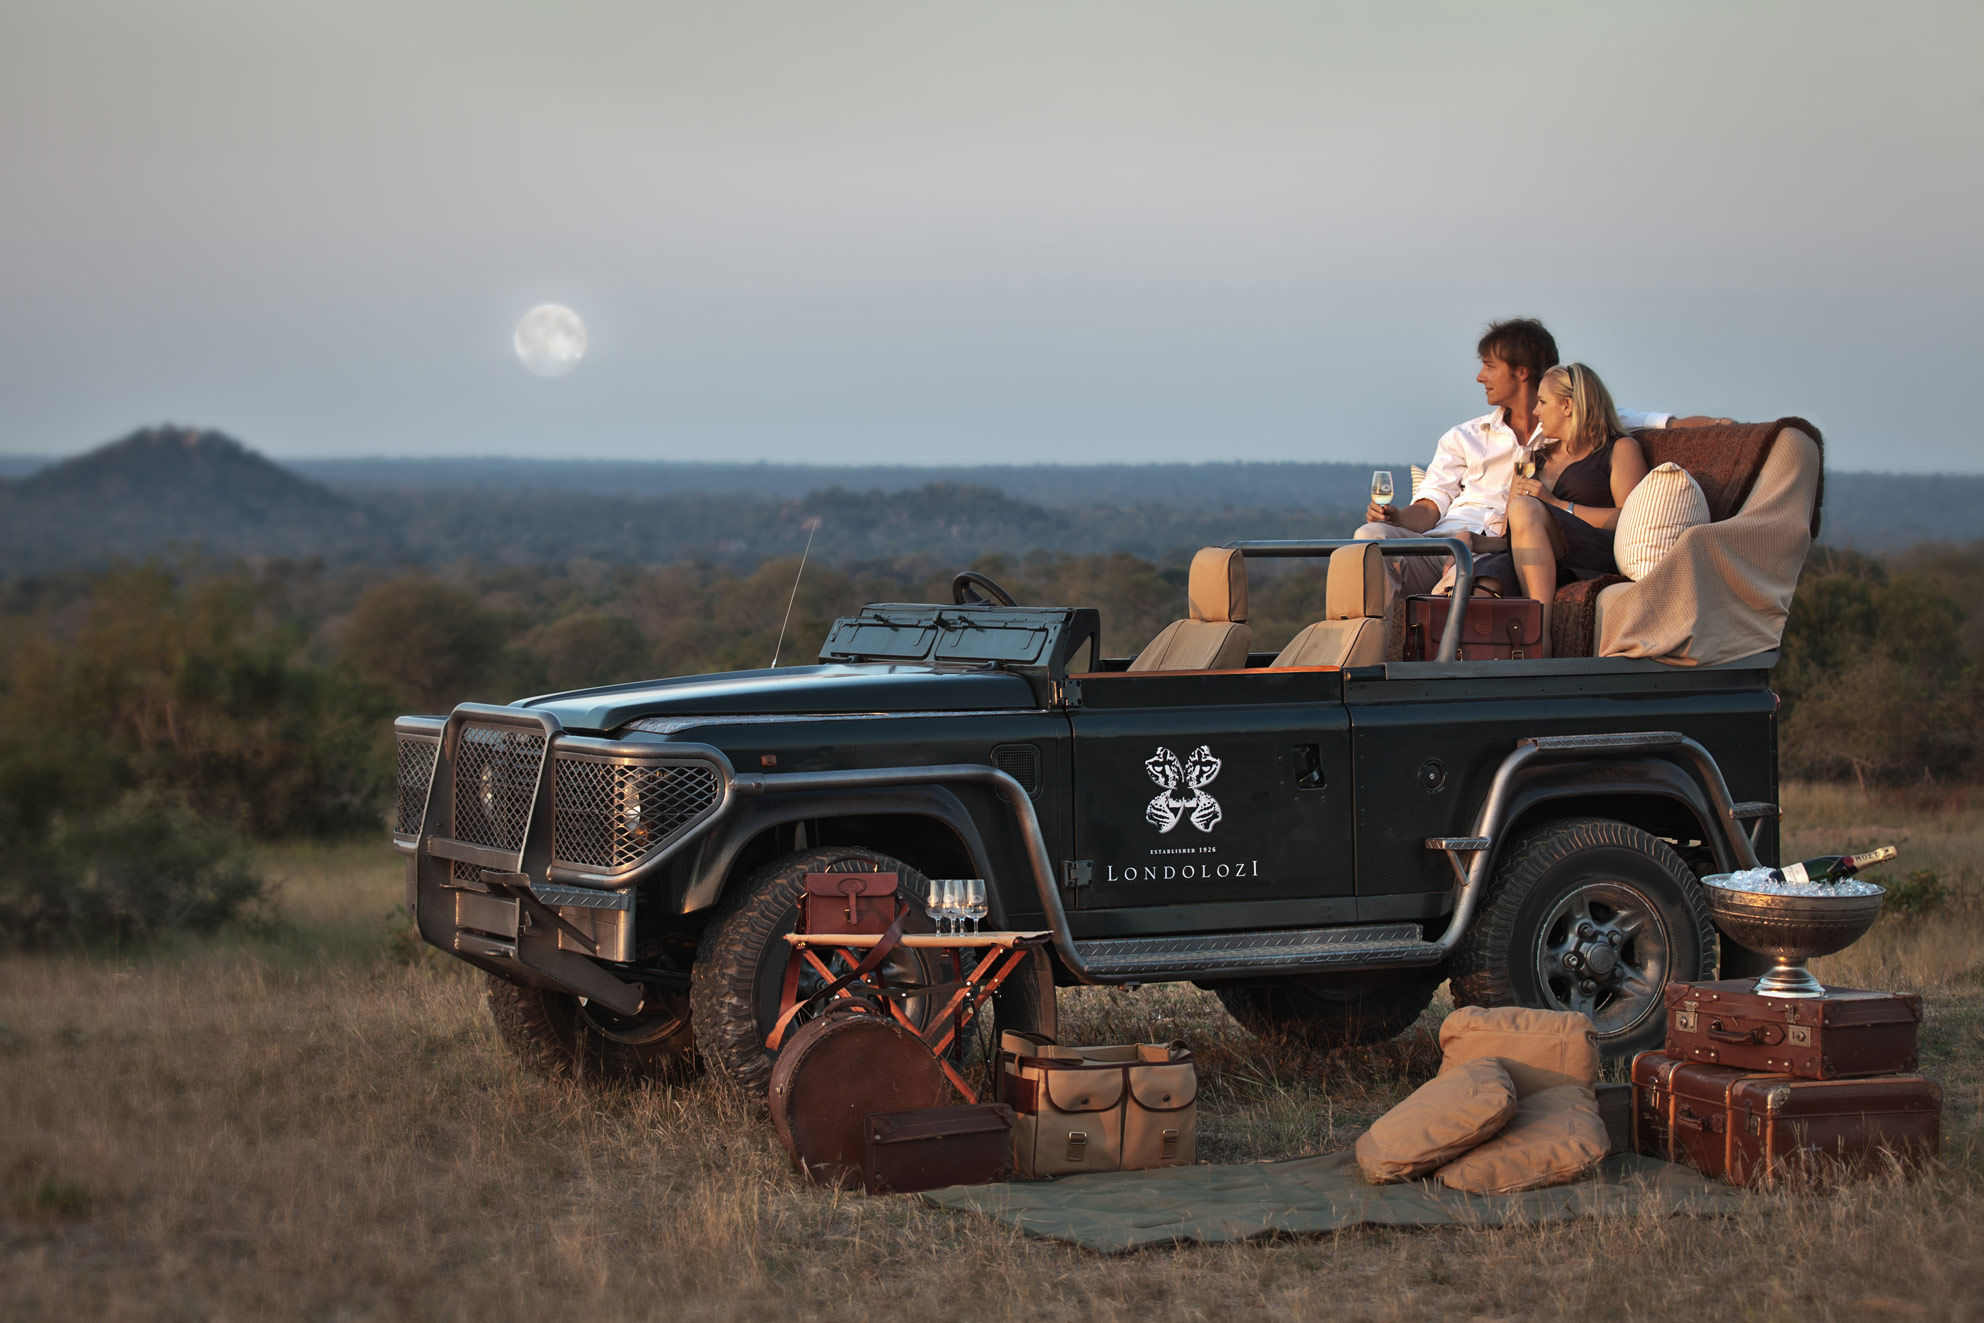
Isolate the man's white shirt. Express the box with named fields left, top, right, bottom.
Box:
left=1414, top=407, right=1670, bottom=536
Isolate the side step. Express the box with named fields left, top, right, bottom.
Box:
left=1071, top=923, right=1444, bottom=982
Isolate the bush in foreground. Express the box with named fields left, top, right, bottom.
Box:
left=0, top=795, right=265, bottom=949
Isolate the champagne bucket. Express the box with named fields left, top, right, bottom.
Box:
left=1702, top=879, right=1886, bottom=998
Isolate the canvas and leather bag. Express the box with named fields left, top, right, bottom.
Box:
left=999, top=1031, right=1197, bottom=1179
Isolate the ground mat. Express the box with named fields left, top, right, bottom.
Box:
left=920, top=1149, right=1748, bottom=1253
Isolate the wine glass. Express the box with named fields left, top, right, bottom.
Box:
left=940, top=878, right=965, bottom=936
left=1370, top=470, right=1395, bottom=509
left=926, top=879, right=951, bottom=935
left=962, top=879, right=989, bottom=935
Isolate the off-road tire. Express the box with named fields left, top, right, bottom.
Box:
left=484, top=974, right=698, bottom=1084
left=1214, top=977, right=1439, bottom=1049
left=1446, top=816, right=1715, bottom=1059
left=692, top=846, right=953, bottom=1094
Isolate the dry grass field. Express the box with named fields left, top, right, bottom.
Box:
left=4, top=783, right=1981, bottom=1322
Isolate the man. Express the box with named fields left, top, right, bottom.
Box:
left=1358, top=318, right=1727, bottom=595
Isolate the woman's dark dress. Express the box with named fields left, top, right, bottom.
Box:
left=1475, top=437, right=1621, bottom=594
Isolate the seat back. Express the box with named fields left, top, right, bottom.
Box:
left=1128, top=548, right=1253, bottom=672
left=1272, top=543, right=1387, bottom=668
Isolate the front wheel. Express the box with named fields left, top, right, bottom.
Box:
left=691, top=846, right=952, bottom=1094
left=484, top=975, right=698, bottom=1084
left=1446, top=816, right=1715, bottom=1058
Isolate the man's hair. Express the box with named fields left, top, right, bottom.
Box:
left=1477, top=318, right=1559, bottom=385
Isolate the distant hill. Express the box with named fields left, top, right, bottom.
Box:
left=0, top=427, right=378, bottom=572
left=2, top=430, right=1981, bottom=574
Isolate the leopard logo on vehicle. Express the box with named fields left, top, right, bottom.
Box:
left=1144, top=744, right=1222, bottom=834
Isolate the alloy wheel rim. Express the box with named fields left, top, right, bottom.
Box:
left=1530, top=880, right=1672, bottom=1038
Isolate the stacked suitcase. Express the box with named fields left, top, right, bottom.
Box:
left=1633, top=980, right=1941, bottom=1188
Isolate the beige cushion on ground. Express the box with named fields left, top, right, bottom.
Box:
left=1354, top=1057, right=1519, bottom=1184
left=1130, top=547, right=1253, bottom=671
left=1615, top=461, right=1711, bottom=580
left=1433, top=1084, right=1608, bottom=1195
left=1271, top=543, right=1386, bottom=667
left=1437, top=1006, right=1599, bottom=1098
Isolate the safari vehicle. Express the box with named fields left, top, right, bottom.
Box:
left=394, top=525, right=1796, bottom=1090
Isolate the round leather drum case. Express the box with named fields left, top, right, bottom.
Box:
left=769, top=1012, right=950, bottom=1187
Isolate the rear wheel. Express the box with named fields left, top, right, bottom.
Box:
left=484, top=974, right=698, bottom=1084
left=691, top=846, right=953, bottom=1094
left=1446, top=816, right=1715, bottom=1058
left=1214, top=977, right=1439, bottom=1049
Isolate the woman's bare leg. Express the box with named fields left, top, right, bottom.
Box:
left=1507, top=496, right=1559, bottom=658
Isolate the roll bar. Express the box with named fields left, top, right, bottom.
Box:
left=1224, top=537, right=1475, bottom=663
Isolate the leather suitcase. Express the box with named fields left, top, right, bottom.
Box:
left=802, top=871, right=904, bottom=935
left=1664, top=980, right=1922, bottom=1079
left=863, top=1103, right=1016, bottom=1195
left=1404, top=595, right=1545, bottom=660
left=1632, top=1051, right=1940, bottom=1188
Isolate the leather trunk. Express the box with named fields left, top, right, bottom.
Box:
left=1664, top=980, right=1922, bottom=1079
left=1404, top=595, right=1545, bottom=661
left=863, top=1103, right=1016, bottom=1195
left=802, top=871, right=903, bottom=936
left=1632, top=1051, right=1941, bottom=1188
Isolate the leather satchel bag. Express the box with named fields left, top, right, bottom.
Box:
left=999, top=1031, right=1197, bottom=1178
left=802, top=871, right=904, bottom=935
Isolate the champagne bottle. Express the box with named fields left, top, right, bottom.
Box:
left=1778, top=845, right=1898, bottom=886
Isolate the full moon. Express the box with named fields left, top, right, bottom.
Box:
left=513, top=304, right=587, bottom=377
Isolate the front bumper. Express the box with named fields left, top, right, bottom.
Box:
left=394, top=703, right=733, bottom=1012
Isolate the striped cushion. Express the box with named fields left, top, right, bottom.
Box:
left=1615, top=461, right=1710, bottom=581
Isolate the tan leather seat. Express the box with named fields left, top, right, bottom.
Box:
left=1128, top=548, right=1253, bottom=672
left=1272, top=543, right=1387, bottom=668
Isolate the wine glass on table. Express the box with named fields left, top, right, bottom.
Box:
left=926, top=879, right=952, bottom=935
left=941, top=878, right=966, bottom=936
left=962, top=879, right=988, bottom=935
left=1370, top=470, right=1395, bottom=516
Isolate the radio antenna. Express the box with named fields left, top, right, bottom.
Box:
left=769, top=516, right=822, bottom=669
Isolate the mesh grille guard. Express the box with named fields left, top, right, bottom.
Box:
left=396, top=707, right=730, bottom=884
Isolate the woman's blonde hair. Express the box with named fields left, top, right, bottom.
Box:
left=1540, top=362, right=1627, bottom=455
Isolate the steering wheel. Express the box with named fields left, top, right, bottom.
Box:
left=951, top=570, right=1018, bottom=607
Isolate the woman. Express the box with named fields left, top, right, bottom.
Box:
left=1474, top=362, right=1648, bottom=657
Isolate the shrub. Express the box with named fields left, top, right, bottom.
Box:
left=0, top=794, right=266, bottom=949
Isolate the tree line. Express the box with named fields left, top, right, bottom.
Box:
left=1, top=542, right=1978, bottom=945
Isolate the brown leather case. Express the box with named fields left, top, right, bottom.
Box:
left=802, top=871, right=903, bottom=936
left=863, top=1103, right=1016, bottom=1195
left=1664, top=980, right=1922, bottom=1078
left=1632, top=1051, right=1940, bottom=1188
left=770, top=1012, right=951, bottom=1188
left=1404, top=595, right=1545, bottom=660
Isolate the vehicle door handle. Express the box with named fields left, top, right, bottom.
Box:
left=1292, top=744, right=1325, bottom=789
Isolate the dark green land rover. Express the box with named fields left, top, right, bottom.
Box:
left=393, top=539, right=1783, bottom=1092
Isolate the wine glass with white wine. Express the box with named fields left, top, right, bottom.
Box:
left=1370, top=470, right=1395, bottom=513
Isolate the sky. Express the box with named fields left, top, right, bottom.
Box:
left=3, top=1, right=1980, bottom=471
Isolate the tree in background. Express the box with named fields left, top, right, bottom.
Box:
left=344, top=575, right=512, bottom=712
left=1777, top=548, right=1983, bottom=787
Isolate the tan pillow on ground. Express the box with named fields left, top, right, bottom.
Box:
left=1614, top=461, right=1710, bottom=580
left=1434, top=1084, right=1608, bottom=1195
left=1437, top=1006, right=1598, bottom=1097
left=1355, top=1057, right=1519, bottom=1184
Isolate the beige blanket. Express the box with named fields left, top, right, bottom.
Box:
left=1598, top=428, right=1822, bottom=667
